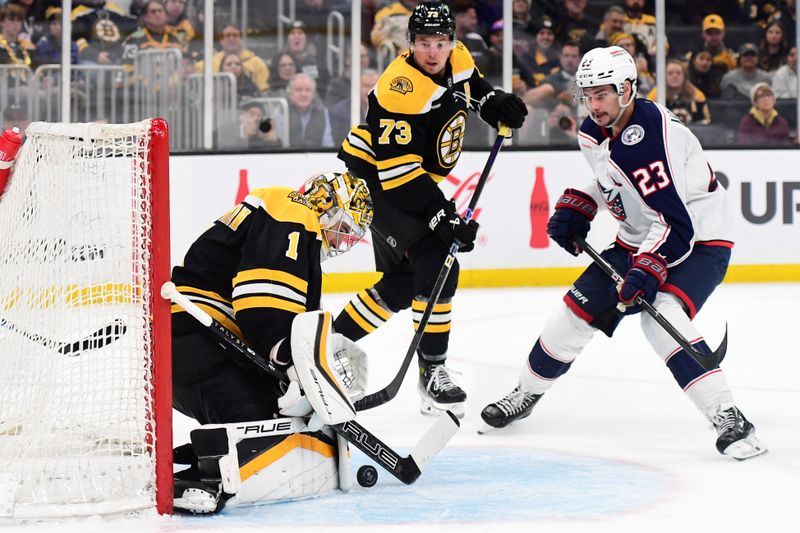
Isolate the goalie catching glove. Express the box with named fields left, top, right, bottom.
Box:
left=277, top=311, right=368, bottom=429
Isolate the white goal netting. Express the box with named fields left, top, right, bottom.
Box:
left=0, top=120, right=171, bottom=518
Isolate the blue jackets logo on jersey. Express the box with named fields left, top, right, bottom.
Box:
left=621, top=124, right=645, bottom=146
left=389, top=76, right=413, bottom=94
left=598, top=182, right=627, bottom=220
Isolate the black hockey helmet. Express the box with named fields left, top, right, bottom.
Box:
left=408, top=1, right=456, bottom=43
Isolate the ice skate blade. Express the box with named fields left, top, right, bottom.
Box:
left=477, top=423, right=497, bottom=435
left=420, top=397, right=465, bottom=419
left=722, top=435, right=768, bottom=461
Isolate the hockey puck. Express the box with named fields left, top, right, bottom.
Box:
left=356, top=465, right=378, bottom=487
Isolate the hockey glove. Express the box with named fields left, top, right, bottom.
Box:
left=479, top=90, right=528, bottom=129
left=618, top=253, right=668, bottom=307
left=546, top=188, right=598, bottom=256
left=427, top=199, right=479, bottom=252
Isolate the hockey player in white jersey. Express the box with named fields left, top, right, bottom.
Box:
left=480, top=46, right=766, bottom=460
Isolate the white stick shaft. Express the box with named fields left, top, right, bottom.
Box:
left=160, top=281, right=213, bottom=327
left=409, top=411, right=460, bottom=472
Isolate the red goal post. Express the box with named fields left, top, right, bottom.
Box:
left=0, top=119, right=172, bottom=518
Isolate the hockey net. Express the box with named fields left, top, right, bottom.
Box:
left=0, top=120, right=172, bottom=518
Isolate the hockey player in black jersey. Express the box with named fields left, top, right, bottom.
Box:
left=480, top=46, right=766, bottom=461
left=334, top=1, right=527, bottom=418
left=169, top=172, right=374, bottom=513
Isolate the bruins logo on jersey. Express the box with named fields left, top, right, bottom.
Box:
left=389, top=76, right=413, bottom=95
left=288, top=190, right=312, bottom=209
left=437, top=111, right=467, bottom=168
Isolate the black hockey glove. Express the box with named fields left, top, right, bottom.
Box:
left=546, top=188, right=597, bottom=256
left=619, top=253, right=668, bottom=308
left=479, top=90, right=528, bottom=129
left=426, top=199, right=479, bottom=252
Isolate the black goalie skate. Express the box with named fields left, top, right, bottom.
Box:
left=418, top=359, right=467, bottom=418
left=478, top=386, right=542, bottom=434
left=710, top=406, right=767, bottom=460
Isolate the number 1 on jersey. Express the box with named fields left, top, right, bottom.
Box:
left=286, top=231, right=299, bottom=260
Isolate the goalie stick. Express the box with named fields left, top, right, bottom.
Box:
left=354, top=125, right=512, bottom=412
left=0, top=316, right=127, bottom=356
left=573, top=236, right=726, bottom=370
left=161, top=282, right=459, bottom=485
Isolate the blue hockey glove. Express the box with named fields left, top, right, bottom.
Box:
left=427, top=199, right=479, bottom=252
left=546, top=188, right=598, bottom=256
left=619, top=253, right=668, bottom=307
left=479, top=90, right=528, bottom=129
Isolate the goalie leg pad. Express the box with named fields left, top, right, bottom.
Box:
left=190, top=426, right=241, bottom=496
left=290, top=311, right=358, bottom=425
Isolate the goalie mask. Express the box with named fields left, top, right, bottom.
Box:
left=303, top=172, right=373, bottom=261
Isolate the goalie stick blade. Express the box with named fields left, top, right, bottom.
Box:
left=332, top=411, right=459, bottom=485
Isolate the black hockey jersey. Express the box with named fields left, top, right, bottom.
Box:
left=171, top=187, right=323, bottom=356
left=338, top=42, right=494, bottom=215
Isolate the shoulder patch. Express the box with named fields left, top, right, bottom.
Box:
left=621, top=124, right=645, bottom=146
left=389, top=76, right=414, bottom=95
left=288, top=190, right=312, bottom=209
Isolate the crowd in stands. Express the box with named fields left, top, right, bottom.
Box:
left=0, top=0, right=797, bottom=149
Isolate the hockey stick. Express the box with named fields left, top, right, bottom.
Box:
left=0, top=316, right=127, bottom=356
left=354, top=125, right=512, bottom=412
left=161, top=282, right=459, bottom=485
left=573, top=236, right=726, bottom=370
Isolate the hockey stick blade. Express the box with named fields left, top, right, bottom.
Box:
left=333, top=410, right=459, bottom=484
left=1, top=316, right=127, bottom=356
left=354, top=126, right=512, bottom=412
left=573, top=236, right=725, bottom=370
left=161, top=282, right=458, bottom=485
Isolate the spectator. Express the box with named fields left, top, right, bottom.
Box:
left=529, top=16, right=560, bottom=86
left=6, top=0, right=35, bottom=45
left=328, top=69, right=380, bottom=144
left=120, top=0, right=182, bottom=77
left=512, top=0, right=536, bottom=37
left=452, top=0, right=489, bottom=72
left=646, top=59, right=711, bottom=125
left=772, top=46, right=797, bottom=98
left=753, top=0, right=797, bottom=46
left=267, top=52, right=298, bottom=99
left=555, top=0, right=599, bottom=47
left=285, top=73, right=333, bottom=148
left=217, top=100, right=282, bottom=150
left=482, top=19, right=536, bottom=96
left=370, top=0, right=419, bottom=53
left=720, top=43, right=773, bottom=99
left=698, top=14, right=737, bottom=72
left=221, top=52, right=263, bottom=103
left=72, top=1, right=138, bottom=66
left=164, top=0, right=198, bottom=56
left=277, top=20, right=329, bottom=95
left=2, top=104, right=29, bottom=132
left=611, top=31, right=654, bottom=96
left=0, top=3, right=33, bottom=66
left=324, top=43, right=370, bottom=107
left=736, top=81, right=791, bottom=145
left=197, top=23, right=269, bottom=92
left=33, top=7, right=79, bottom=67
left=623, top=0, right=657, bottom=59
left=581, top=5, right=625, bottom=51
left=687, top=48, right=725, bottom=99
left=546, top=92, right=578, bottom=145
left=523, top=39, right=580, bottom=108
left=758, top=20, right=789, bottom=72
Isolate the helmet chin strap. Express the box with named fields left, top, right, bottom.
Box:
left=587, top=81, right=637, bottom=129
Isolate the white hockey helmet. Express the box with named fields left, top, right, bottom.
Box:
left=575, top=46, right=638, bottom=125
left=302, top=171, right=373, bottom=261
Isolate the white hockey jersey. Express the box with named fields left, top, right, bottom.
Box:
left=577, top=99, right=732, bottom=266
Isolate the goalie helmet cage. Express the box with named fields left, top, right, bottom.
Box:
left=0, top=119, right=173, bottom=518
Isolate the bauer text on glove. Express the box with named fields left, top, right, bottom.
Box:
left=427, top=199, right=479, bottom=252
left=547, top=188, right=597, bottom=256
left=618, top=253, right=668, bottom=307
